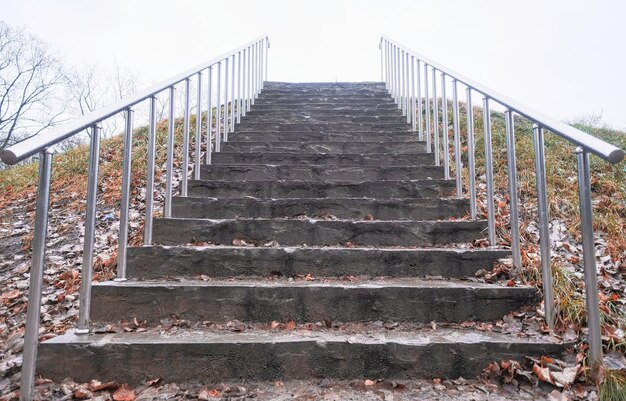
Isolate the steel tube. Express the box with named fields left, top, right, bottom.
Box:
left=396, top=47, right=401, bottom=108
left=424, top=64, right=431, bottom=153
left=206, top=66, right=213, bottom=165
left=410, top=56, right=416, bottom=131
left=416, top=59, right=423, bottom=140
left=241, top=50, right=247, bottom=118
left=195, top=73, right=203, bottom=173
left=483, top=97, right=497, bottom=245
left=453, top=80, right=462, bottom=198
left=252, top=43, right=256, bottom=103
left=181, top=78, right=191, bottom=197
left=237, top=51, right=242, bottom=123
left=164, top=87, right=175, bottom=217
left=504, top=110, right=521, bottom=268
left=432, top=70, right=440, bottom=166
left=216, top=62, right=222, bottom=152
left=533, top=125, right=554, bottom=328
left=441, top=74, right=450, bottom=179
left=466, top=88, right=477, bottom=219
left=116, top=107, right=134, bottom=279
left=224, top=57, right=229, bottom=140
left=401, top=50, right=406, bottom=115
left=76, top=125, right=101, bottom=333
left=575, top=148, right=603, bottom=369
left=230, top=55, right=235, bottom=131
left=380, top=41, right=384, bottom=82
left=265, top=39, right=269, bottom=82
left=386, top=41, right=391, bottom=92
left=405, top=52, right=410, bottom=123
left=246, top=46, right=252, bottom=111
left=144, top=97, right=157, bottom=243
left=19, top=149, right=53, bottom=401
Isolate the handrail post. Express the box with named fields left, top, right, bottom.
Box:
left=533, top=125, right=555, bottom=328
left=144, top=97, right=157, bottom=244
left=504, top=110, right=521, bottom=268
left=466, top=88, right=477, bottom=219
left=224, top=57, right=230, bottom=140
left=575, top=147, right=603, bottom=376
left=76, top=125, right=101, bottom=333
left=216, top=62, right=222, bottom=152
left=265, top=38, right=269, bottom=82
left=230, top=55, right=235, bottom=131
left=410, top=56, right=416, bottom=132
left=452, top=80, right=463, bottom=198
left=424, top=64, right=431, bottom=153
left=237, top=51, right=242, bottom=124
left=181, top=78, right=191, bottom=197
left=116, top=107, right=134, bottom=280
left=432, top=69, right=440, bottom=166
left=401, top=50, right=406, bottom=116
left=483, top=97, right=497, bottom=245
left=441, top=73, right=450, bottom=179
left=405, top=52, right=410, bottom=123
left=246, top=46, right=252, bottom=112
left=19, top=149, right=53, bottom=401
left=164, top=87, right=176, bottom=217
left=206, top=66, right=213, bottom=165
left=195, top=73, right=203, bottom=174
left=416, top=59, right=423, bottom=141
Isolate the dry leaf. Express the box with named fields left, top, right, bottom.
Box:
left=285, top=320, right=296, bottom=330
left=113, top=385, right=136, bottom=401
left=364, top=379, right=375, bottom=386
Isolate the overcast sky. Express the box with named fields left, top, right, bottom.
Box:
left=2, top=0, right=625, bottom=129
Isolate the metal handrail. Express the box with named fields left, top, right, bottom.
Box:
left=0, top=35, right=270, bottom=165
left=380, top=36, right=624, bottom=164
left=380, top=35, right=621, bottom=378
left=12, top=35, right=270, bottom=401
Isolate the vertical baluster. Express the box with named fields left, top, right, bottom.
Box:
left=441, top=74, right=450, bottom=179
left=390, top=45, right=395, bottom=98
left=164, top=87, right=176, bottom=216
left=504, top=110, right=521, bottom=267
left=241, top=50, right=247, bottom=117
left=224, top=57, right=230, bottom=140
left=380, top=39, right=384, bottom=82
left=533, top=125, right=554, bottom=328
left=216, top=62, right=222, bottom=152
left=424, top=64, right=431, bottom=153
left=576, top=147, right=603, bottom=372
left=482, top=97, right=497, bottom=245
left=206, top=66, right=213, bottom=165
left=251, top=43, right=257, bottom=104
left=396, top=47, right=401, bottom=108
left=237, top=51, right=242, bottom=124
left=247, top=46, right=252, bottom=111
left=410, top=56, right=416, bottom=131
left=145, top=97, right=157, bottom=242
left=195, top=73, right=203, bottom=172
left=453, top=80, right=462, bottom=198
left=405, top=52, right=410, bottom=123
left=265, top=38, right=269, bottom=82
left=117, top=107, right=134, bottom=279
left=432, top=70, right=440, bottom=166
left=385, top=41, right=391, bottom=91
left=19, top=149, right=53, bottom=401
left=466, top=88, right=477, bottom=219
left=416, top=59, right=423, bottom=141
left=230, top=55, right=235, bottom=131
left=401, top=50, right=406, bottom=115
left=181, top=78, right=191, bottom=197
left=77, top=125, right=101, bottom=333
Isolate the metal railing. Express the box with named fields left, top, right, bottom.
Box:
left=1, top=35, right=269, bottom=401
left=379, top=35, right=624, bottom=374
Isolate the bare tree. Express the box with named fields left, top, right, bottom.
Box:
left=0, top=21, right=66, bottom=151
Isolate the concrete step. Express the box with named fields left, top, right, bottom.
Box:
left=249, top=103, right=401, bottom=111
left=219, top=141, right=427, bottom=154
left=253, top=98, right=397, bottom=105
left=211, top=152, right=434, bottom=166
left=151, top=218, right=486, bottom=247
left=244, top=108, right=404, bottom=117
left=264, top=81, right=386, bottom=89
left=235, top=122, right=410, bottom=132
left=171, top=197, right=467, bottom=220
left=126, top=246, right=510, bottom=280
left=257, top=92, right=393, bottom=99
left=89, top=278, right=536, bottom=324
left=229, top=131, right=418, bottom=142
left=240, top=115, right=406, bottom=124
left=187, top=179, right=455, bottom=199
left=199, top=164, right=443, bottom=181
left=38, top=328, right=566, bottom=383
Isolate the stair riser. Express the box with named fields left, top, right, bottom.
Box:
left=211, top=153, right=434, bottom=166
left=256, top=95, right=396, bottom=102
left=260, top=88, right=390, bottom=95
left=171, top=197, right=467, bottom=220
left=253, top=99, right=398, bottom=105
left=152, top=219, right=487, bottom=247
left=219, top=141, right=427, bottom=154
left=38, top=336, right=564, bottom=384
left=199, top=165, right=444, bottom=181
left=249, top=104, right=401, bottom=111
left=126, top=247, right=510, bottom=280
left=240, top=116, right=406, bottom=123
left=235, top=122, right=410, bottom=132
left=230, top=132, right=418, bottom=142
left=244, top=108, right=404, bottom=116
left=187, top=180, right=455, bottom=199
left=90, top=283, right=537, bottom=324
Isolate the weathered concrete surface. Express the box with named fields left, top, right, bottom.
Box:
left=90, top=279, right=538, bottom=324
left=171, top=197, right=468, bottom=220
left=38, top=329, right=566, bottom=384
left=151, top=218, right=487, bottom=247
left=211, top=152, right=434, bottom=166
left=126, top=246, right=510, bottom=279
left=251, top=102, right=401, bottom=111
left=199, top=164, right=444, bottom=181
left=235, top=122, right=411, bottom=132
left=220, top=140, right=427, bottom=154
left=230, top=131, right=419, bottom=142
left=188, top=179, right=455, bottom=199
left=244, top=107, right=404, bottom=116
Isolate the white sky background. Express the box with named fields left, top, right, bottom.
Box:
left=2, top=0, right=625, bottom=129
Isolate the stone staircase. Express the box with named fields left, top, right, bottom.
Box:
left=38, top=82, right=565, bottom=383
